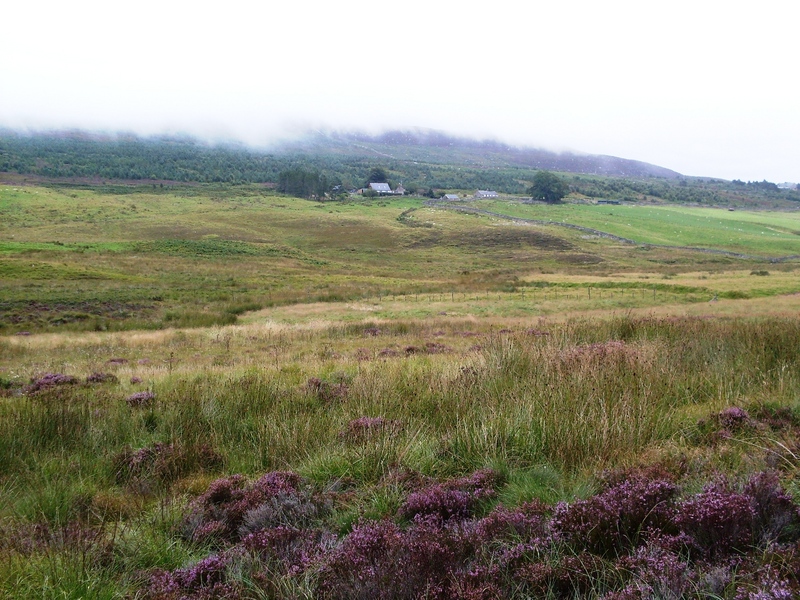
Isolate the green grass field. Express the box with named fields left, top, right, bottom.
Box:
left=471, top=200, right=800, bottom=256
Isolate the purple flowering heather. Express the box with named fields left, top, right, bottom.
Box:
left=126, top=391, right=155, bottom=407
left=675, top=486, right=755, bottom=559
left=743, top=471, right=800, bottom=545
left=185, top=471, right=318, bottom=545
left=317, top=517, right=461, bottom=600
left=26, top=373, right=79, bottom=393
left=241, top=526, right=334, bottom=574
left=473, top=501, right=547, bottom=542
left=399, top=486, right=474, bottom=522
left=551, top=476, right=678, bottom=556
left=616, top=543, right=691, bottom=599
left=717, top=406, right=752, bottom=430
left=398, top=469, right=501, bottom=523
left=734, top=566, right=795, bottom=600
left=146, top=553, right=234, bottom=599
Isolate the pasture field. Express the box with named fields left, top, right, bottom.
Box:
left=470, top=199, right=800, bottom=257
left=2, top=183, right=800, bottom=598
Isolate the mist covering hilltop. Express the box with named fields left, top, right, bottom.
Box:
left=275, top=129, right=683, bottom=179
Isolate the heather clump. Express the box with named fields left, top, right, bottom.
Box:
left=744, top=471, right=800, bottom=545
left=615, top=543, right=691, bottom=599
left=316, top=519, right=407, bottom=599
left=698, top=406, right=756, bottom=443
left=239, top=492, right=320, bottom=536
left=25, top=372, right=79, bottom=393
left=717, top=406, right=752, bottom=430
left=734, top=565, right=796, bottom=600
left=183, top=471, right=321, bottom=545
left=675, top=482, right=755, bottom=560
left=85, top=372, right=119, bottom=384
left=146, top=553, right=234, bottom=600
left=473, top=501, right=548, bottom=543
left=241, top=526, right=334, bottom=574
left=126, top=390, right=156, bottom=407
left=316, top=517, right=463, bottom=600
left=398, top=486, right=474, bottom=522
left=551, top=476, right=678, bottom=556
left=398, top=469, right=501, bottom=523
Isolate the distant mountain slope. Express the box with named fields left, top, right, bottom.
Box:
left=277, top=129, right=682, bottom=179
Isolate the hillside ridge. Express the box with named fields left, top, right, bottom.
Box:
left=277, top=128, right=683, bottom=179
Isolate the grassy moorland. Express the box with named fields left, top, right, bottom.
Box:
left=2, top=182, right=800, bottom=599
left=1, top=183, right=798, bottom=334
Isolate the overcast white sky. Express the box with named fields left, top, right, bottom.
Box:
left=1, top=1, right=798, bottom=182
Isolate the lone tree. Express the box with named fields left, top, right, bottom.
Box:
left=528, top=170, right=568, bottom=203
